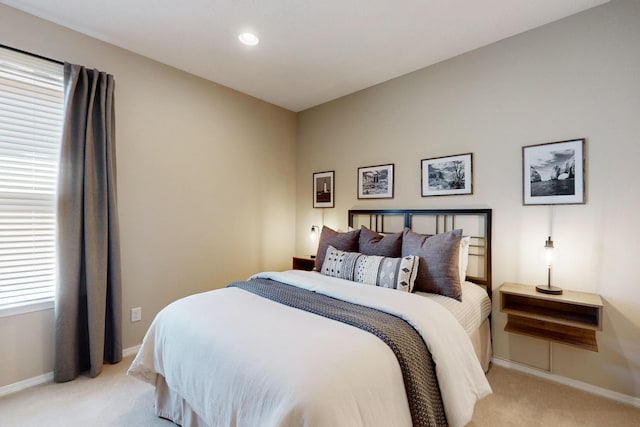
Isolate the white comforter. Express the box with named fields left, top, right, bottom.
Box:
left=128, top=270, right=491, bottom=427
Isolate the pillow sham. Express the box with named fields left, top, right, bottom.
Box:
left=358, top=226, right=403, bottom=258
left=321, top=245, right=419, bottom=293
left=459, top=235, right=470, bottom=282
left=401, top=228, right=463, bottom=300
left=314, top=226, right=360, bottom=271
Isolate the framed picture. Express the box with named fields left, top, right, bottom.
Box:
left=421, top=153, right=473, bottom=197
left=358, top=164, right=394, bottom=199
left=313, top=171, right=334, bottom=208
left=523, top=138, right=585, bottom=205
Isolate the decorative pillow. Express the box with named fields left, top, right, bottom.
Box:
left=459, top=236, right=471, bottom=283
left=358, top=226, right=402, bottom=258
left=401, top=228, right=463, bottom=300
left=400, top=232, right=470, bottom=283
left=321, top=245, right=419, bottom=293
left=314, top=226, right=360, bottom=271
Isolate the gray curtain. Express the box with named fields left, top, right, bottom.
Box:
left=54, top=63, right=122, bottom=383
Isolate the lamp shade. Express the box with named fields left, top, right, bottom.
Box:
left=310, top=225, right=319, bottom=242
left=544, top=236, right=554, bottom=266
left=310, top=225, right=320, bottom=258
left=536, top=235, right=562, bottom=295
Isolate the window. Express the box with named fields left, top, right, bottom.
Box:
left=0, top=46, right=64, bottom=316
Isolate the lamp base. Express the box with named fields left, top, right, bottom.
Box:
left=536, top=284, right=563, bottom=295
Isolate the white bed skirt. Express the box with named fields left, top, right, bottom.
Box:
left=470, top=317, right=492, bottom=373
left=155, top=374, right=209, bottom=427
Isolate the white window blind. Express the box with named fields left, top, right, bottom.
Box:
left=0, top=47, right=64, bottom=315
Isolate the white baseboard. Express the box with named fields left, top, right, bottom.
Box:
left=0, top=371, right=53, bottom=399
left=492, top=357, right=640, bottom=409
left=123, top=344, right=141, bottom=358
left=0, top=344, right=142, bottom=398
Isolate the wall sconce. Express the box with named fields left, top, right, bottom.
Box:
left=310, top=225, right=320, bottom=258
left=536, top=236, right=563, bottom=295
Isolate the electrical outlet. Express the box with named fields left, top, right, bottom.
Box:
left=131, top=307, right=142, bottom=322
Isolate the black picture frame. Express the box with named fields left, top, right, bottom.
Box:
left=523, top=138, right=585, bottom=205
left=313, top=170, right=334, bottom=208
left=357, top=164, right=394, bottom=199
left=421, top=153, right=473, bottom=197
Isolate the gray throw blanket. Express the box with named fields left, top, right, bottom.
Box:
left=228, top=278, right=447, bottom=427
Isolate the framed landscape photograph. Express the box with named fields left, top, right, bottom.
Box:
left=313, top=170, right=334, bottom=208
left=421, top=153, right=473, bottom=197
left=523, top=138, right=585, bottom=205
left=358, top=164, right=394, bottom=199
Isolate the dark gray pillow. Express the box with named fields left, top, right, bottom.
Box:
left=358, top=226, right=402, bottom=258
left=314, top=226, right=360, bottom=271
left=401, top=228, right=463, bottom=300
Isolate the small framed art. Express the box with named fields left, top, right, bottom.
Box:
left=358, top=164, right=394, bottom=199
left=421, top=153, right=473, bottom=197
left=523, top=138, right=585, bottom=205
left=313, top=170, right=334, bottom=208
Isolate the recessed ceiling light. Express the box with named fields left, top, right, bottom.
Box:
left=238, top=32, right=259, bottom=46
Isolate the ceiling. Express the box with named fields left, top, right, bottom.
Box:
left=3, top=0, right=609, bottom=112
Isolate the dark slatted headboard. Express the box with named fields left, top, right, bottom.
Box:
left=348, top=209, right=492, bottom=297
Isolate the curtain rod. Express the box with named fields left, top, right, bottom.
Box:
left=0, top=43, right=64, bottom=65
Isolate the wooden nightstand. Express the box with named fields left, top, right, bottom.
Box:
left=500, top=282, right=603, bottom=352
left=292, top=256, right=316, bottom=271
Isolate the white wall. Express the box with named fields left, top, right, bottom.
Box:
left=296, top=0, right=640, bottom=398
left=0, top=5, right=297, bottom=387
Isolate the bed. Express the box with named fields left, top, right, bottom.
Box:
left=128, top=209, right=493, bottom=427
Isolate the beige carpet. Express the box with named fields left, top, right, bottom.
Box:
left=1, top=356, right=639, bottom=427
left=469, top=365, right=640, bottom=427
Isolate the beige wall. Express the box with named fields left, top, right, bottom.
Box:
left=0, top=5, right=297, bottom=387
left=296, top=0, right=640, bottom=398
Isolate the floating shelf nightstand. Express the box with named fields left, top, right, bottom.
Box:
left=292, top=256, right=315, bottom=271
left=500, top=282, right=603, bottom=352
